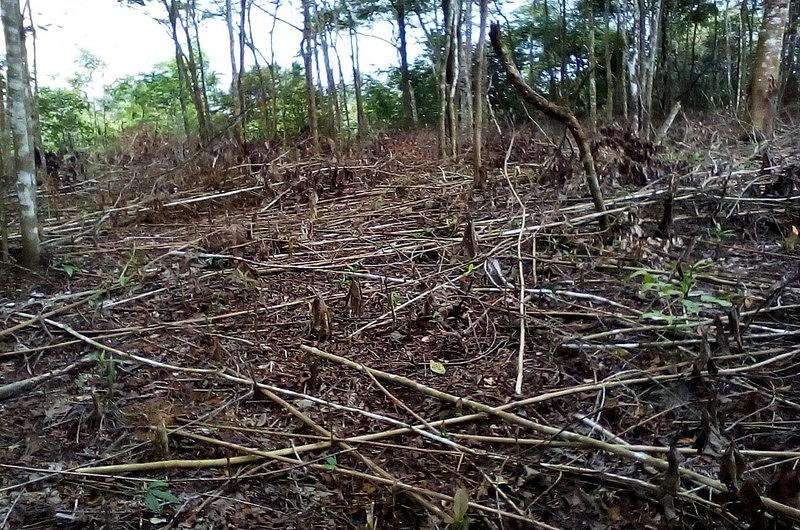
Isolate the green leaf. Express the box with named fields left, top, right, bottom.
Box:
left=150, top=489, right=178, bottom=503
left=681, top=299, right=702, bottom=314
left=429, top=360, right=446, bottom=375
left=453, top=488, right=469, bottom=520
left=642, top=310, right=673, bottom=323
left=324, top=455, right=337, bottom=471
left=144, top=494, right=161, bottom=512
left=61, top=261, right=80, bottom=278
left=700, top=294, right=732, bottom=307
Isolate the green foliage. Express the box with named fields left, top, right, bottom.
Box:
left=37, top=88, right=94, bottom=151
left=448, top=488, right=471, bottom=529
left=631, top=259, right=732, bottom=324
left=58, top=259, right=81, bottom=279
left=323, top=455, right=338, bottom=471
left=141, top=480, right=178, bottom=512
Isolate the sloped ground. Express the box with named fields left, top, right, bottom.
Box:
left=1, top=123, right=799, bottom=529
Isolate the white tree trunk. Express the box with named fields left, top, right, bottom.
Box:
left=642, top=0, right=664, bottom=136
left=1, top=0, right=40, bottom=266
left=628, top=1, right=641, bottom=133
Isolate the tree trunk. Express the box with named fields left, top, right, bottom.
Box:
left=587, top=0, right=597, bottom=131
left=245, top=1, right=272, bottom=138
left=319, top=26, right=341, bottom=142
left=619, top=6, right=629, bottom=119
left=238, top=0, right=248, bottom=145
left=604, top=0, right=614, bottom=120
left=629, top=0, right=641, bottom=132
left=396, top=1, right=416, bottom=128
left=749, top=0, right=790, bottom=137
left=724, top=0, right=736, bottom=106
left=443, top=0, right=461, bottom=157
left=190, top=0, right=211, bottom=125
left=349, top=25, right=368, bottom=139
left=1, top=0, right=41, bottom=266
left=332, top=41, right=351, bottom=137
left=0, top=74, right=10, bottom=262
left=226, top=0, right=245, bottom=150
left=642, top=0, right=664, bottom=136
left=179, top=4, right=211, bottom=144
left=737, top=0, right=749, bottom=110
left=490, top=23, right=608, bottom=230
left=301, top=0, right=320, bottom=152
left=559, top=0, right=568, bottom=96
left=459, top=0, right=473, bottom=141
left=20, top=1, right=42, bottom=179
left=778, top=0, right=798, bottom=102
left=473, top=0, right=489, bottom=186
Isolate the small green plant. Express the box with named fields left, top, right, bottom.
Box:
left=334, top=275, right=350, bottom=289
left=142, top=480, right=178, bottom=512
left=447, top=487, right=471, bottom=530
left=707, top=223, right=735, bottom=242
left=387, top=292, right=402, bottom=308
left=323, top=455, right=337, bottom=471
left=631, top=259, right=732, bottom=323
left=59, top=259, right=81, bottom=278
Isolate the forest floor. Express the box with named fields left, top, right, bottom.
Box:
left=1, top=119, right=800, bottom=529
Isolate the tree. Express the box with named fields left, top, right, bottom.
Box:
left=226, top=0, right=246, bottom=149
left=749, top=0, right=790, bottom=137
left=1, top=0, right=41, bottom=266
left=301, top=0, right=321, bottom=152
left=473, top=0, right=489, bottom=185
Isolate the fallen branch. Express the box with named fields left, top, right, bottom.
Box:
left=0, top=358, right=93, bottom=401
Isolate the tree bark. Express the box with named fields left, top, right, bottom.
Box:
left=396, top=1, right=416, bottom=128
left=319, top=25, right=341, bottom=142
left=349, top=24, right=368, bottom=139
left=226, top=0, right=245, bottom=150
left=628, top=0, right=642, bottom=133
left=301, top=0, right=320, bottom=152
left=178, top=3, right=211, bottom=144
left=604, top=0, right=614, bottom=119
left=472, top=0, right=489, bottom=186
left=190, top=0, right=211, bottom=125
left=724, top=0, right=736, bottom=106
left=443, top=0, right=461, bottom=156
left=642, top=0, right=664, bottom=136
left=749, top=0, right=790, bottom=137
left=587, top=0, right=597, bottom=131
left=459, top=0, right=473, bottom=141
left=0, top=73, right=10, bottom=262
left=619, top=6, right=629, bottom=119
left=1, top=0, right=40, bottom=266
left=778, top=0, right=798, bottom=102
left=490, top=23, right=607, bottom=230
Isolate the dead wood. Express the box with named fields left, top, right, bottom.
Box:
left=489, top=23, right=608, bottom=230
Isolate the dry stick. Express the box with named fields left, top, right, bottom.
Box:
left=489, top=23, right=607, bottom=230
left=176, top=432, right=559, bottom=529
left=257, top=386, right=451, bottom=522
left=655, top=101, right=682, bottom=145
left=0, top=358, right=93, bottom=401
left=41, top=313, right=796, bottom=521
left=500, top=134, right=528, bottom=395
left=0, top=292, right=102, bottom=338
left=450, top=434, right=800, bottom=458
left=300, top=345, right=800, bottom=522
